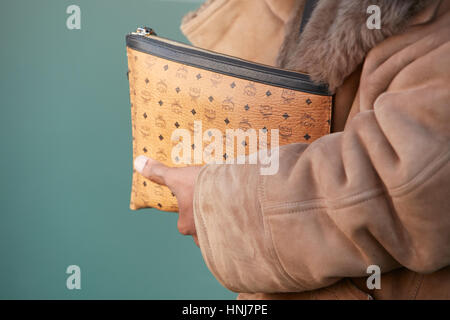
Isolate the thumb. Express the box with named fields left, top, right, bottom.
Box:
left=134, top=155, right=171, bottom=187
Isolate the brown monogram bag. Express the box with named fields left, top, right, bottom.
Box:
left=126, top=27, right=332, bottom=212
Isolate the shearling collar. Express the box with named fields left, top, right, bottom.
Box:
left=277, top=0, right=439, bottom=92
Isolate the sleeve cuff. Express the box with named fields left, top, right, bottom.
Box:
left=193, top=162, right=302, bottom=293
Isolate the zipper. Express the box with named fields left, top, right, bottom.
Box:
left=132, top=27, right=157, bottom=37
left=127, top=27, right=331, bottom=96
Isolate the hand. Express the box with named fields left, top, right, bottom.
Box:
left=134, top=155, right=202, bottom=247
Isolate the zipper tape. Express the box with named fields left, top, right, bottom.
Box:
left=126, top=34, right=331, bottom=96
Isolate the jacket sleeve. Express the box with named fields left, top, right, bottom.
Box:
left=192, top=48, right=450, bottom=293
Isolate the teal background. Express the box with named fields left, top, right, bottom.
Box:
left=0, top=0, right=236, bottom=299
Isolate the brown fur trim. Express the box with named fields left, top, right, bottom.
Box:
left=277, top=0, right=436, bottom=92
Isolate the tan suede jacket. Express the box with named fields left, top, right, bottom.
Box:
left=181, top=0, right=450, bottom=300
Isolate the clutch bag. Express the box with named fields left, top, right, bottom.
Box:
left=126, top=27, right=332, bottom=212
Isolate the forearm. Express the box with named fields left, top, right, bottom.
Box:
left=193, top=83, right=450, bottom=293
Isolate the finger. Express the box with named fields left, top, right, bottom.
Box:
left=177, top=212, right=196, bottom=236
left=134, top=155, right=172, bottom=187
left=192, top=234, right=199, bottom=247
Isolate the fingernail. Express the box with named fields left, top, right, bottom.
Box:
left=134, top=155, right=149, bottom=173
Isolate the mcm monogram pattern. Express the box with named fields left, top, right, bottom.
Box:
left=127, top=48, right=332, bottom=212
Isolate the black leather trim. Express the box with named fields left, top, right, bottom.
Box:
left=126, top=34, right=331, bottom=96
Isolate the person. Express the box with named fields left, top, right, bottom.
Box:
left=134, top=0, right=450, bottom=299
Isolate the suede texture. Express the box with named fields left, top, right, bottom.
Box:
left=180, top=0, right=297, bottom=66
left=181, top=0, right=450, bottom=299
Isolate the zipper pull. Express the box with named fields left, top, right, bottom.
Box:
left=134, top=27, right=157, bottom=36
